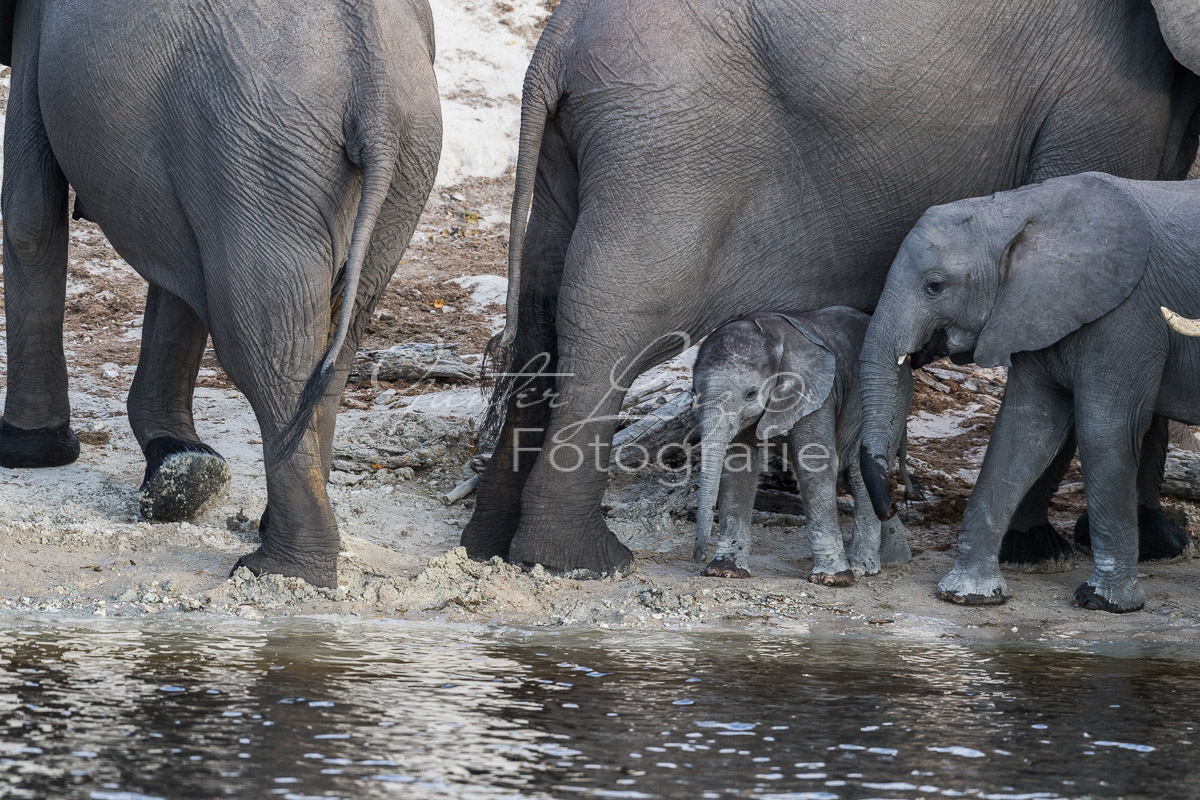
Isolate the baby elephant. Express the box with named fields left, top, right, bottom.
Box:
left=859, top=172, right=1200, bottom=613
left=692, top=306, right=912, bottom=584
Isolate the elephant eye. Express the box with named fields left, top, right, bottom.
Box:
left=925, top=277, right=946, bottom=296
left=744, top=388, right=758, bottom=400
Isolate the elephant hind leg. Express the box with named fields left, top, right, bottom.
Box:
left=0, top=18, right=76, bottom=468
left=461, top=150, right=576, bottom=562
left=997, top=433, right=1076, bottom=574
left=202, top=244, right=342, bottom=588
left=129, top=285, right=230, bottom=521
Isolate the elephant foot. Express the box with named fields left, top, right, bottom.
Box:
left=999, top=522, right=1074, bottom=573
left=232, top=546, right=337, bottom=589
left=701, top=556, right=751, bottom=579
left=460, top=516, right=518, bottom=561
left=139, top=437, right=231, bottom=522
left=1072, top=581, right=1144, bottom=614
left=459, top=484, right=523, bottom=561
left=935, top=566, right=1009, bottom=606
left=849, top=555, right=880, bottom=577
left=1075, top=506, right=1193, bottom=562
left=508, top=517, right=635, bottom=579
left=879, top=518, right=912, bottom=566
left=808, top=569, right=856, bottom=587
left=0, top=419, right=80, bottom=468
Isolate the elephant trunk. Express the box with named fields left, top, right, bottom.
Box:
left=693, top=407, right=738, bottom=562
left=859, top=302, right=918, bottom=521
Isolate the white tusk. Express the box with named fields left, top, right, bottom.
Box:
left=1162, top=307, right=1200, bottom=337
left=897, top=353, right=910, bottom=366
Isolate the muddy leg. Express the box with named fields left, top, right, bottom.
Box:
left=792, top=410, right=853, bottom=586
left=129, top=285, right=231, bottom=521
left=847, top=459, right=888, bottom=575
left=702, top=433, right=760, bottom=579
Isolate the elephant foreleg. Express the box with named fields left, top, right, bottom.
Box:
left=701, top=432, right=760, bottom=579
left=792, top=410, right=853, bottom=586
left=130, top=285, right=230, bottom=521
left=0, top=23, right=76, bottom=468
left=937, top=365, right=1073, bottom=606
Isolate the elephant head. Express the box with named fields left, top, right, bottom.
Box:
left=859, top=173, right=1153, bottom=519
left=692, top=314, right=835, bottom=561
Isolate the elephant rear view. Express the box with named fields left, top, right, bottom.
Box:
left=0, top=0, right=442, bottom=586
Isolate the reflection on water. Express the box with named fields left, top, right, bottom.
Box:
left=1, top=618, right=1198, bottom=799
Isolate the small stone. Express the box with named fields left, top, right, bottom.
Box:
left=329, top=471, right=367, bottom=486
left=373, top=389, right=397, bottom=405
left=116, top=587, right=140, bottom=603
left=236, top=605, right=263, bottom=619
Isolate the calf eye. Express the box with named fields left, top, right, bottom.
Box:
left=744, top=388, right=758, bottom=400
left=925, top=277, right=946, bottom=296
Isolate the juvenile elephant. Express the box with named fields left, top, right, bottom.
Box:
left=692, top=307, right=912, bottom=584
left=462, top=0, right=1200, bottom=577
left=859, top=172, right=1200, bottom=613
left=0, top=0, right=442, bottom=586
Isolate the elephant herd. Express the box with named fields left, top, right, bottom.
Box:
left=3, top=0, right=1200, bottom=614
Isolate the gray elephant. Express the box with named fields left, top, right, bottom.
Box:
left=692, top=307, right=912, bottom=584
left=0, top=0, right=442, bottom=587
left=461, top=0, right=1200, bottom=578
left=859, top=171, right=1200, bottom=613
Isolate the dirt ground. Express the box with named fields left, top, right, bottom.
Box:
left=4, top=165, right=1200, bottom=648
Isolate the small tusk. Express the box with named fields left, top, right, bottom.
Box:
left=1162, top=307, right=1200, bottom=337
left=897, top=353, right=910, bottom=366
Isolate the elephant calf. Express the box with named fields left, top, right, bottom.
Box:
left=692, top=307, right=912, bottom=585
left=859, top=172, right=1200, bottom=613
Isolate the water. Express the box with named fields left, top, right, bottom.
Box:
left=2, top=618, right=1199, bottom=800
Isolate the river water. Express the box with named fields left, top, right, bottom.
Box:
left=1, top=617, right=1197, bottom=799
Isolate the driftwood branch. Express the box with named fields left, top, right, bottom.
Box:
left=1164, top=447, right=1200, bottom=501
left=349, top=343, right=478, bottom=384
left=611, top=388, right=698, bottom=468
left=332, top=448, right=429, bottom=473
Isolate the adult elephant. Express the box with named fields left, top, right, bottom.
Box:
left=462, top=0, right=1200, bottom=577
left=0, top=0, right=442, bottom=586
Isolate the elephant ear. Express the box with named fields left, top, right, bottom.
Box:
left=973, top=174, right=1151, bottom=368
left=755, top=317, right=836, bottom=440
left=1152, top=0, right=1200, bottom=76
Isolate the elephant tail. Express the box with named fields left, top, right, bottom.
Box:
left=481, top=0, right=580, bottom=436
left=276, top=148, right=397, bottom=460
